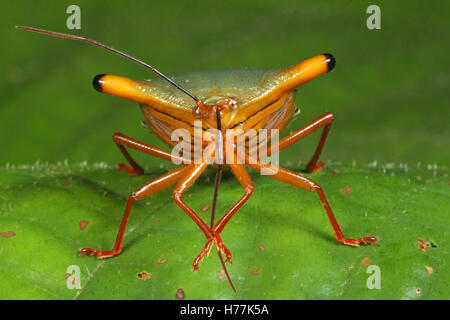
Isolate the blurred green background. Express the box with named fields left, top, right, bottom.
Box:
left=0, top=0, right=449, bottom=300
left=1, top=0, right=448, bottom=168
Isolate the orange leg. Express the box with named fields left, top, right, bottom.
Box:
left=267, top=112, right=334, bottom=172
left=172, top=162, right=217, bottom=270
left=113, top=132, right=191, bottom=175
left=211, top=164, right=254, bottom=263
left=79, top=165, right=189, bottom=258
left=247, top=160, right=377, bottom=246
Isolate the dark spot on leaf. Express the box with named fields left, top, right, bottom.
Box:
left=251, top=268, right=260, bottom=275
left=201, top=205, right=210, bottom=212
left=176, top=288, right=185, bottom=299
left=415, top=288, right=421, bottom=295
left=181, top=194, right=190, bottom=200
left=155, top=220, right=160, bottom=225
left=0, top=231, right=15, bottom=238
left=218, top=269, right=226, bottom=280
left=341, top=186, right=352, bottom=194
left=361, top=257, right=371, bottom=266
left=417, top=238, right=435, bottom=252
left=79, top=220, right=89, bottom=230
left=136, top=271, right=151, bottom=280
left=63, top=183, right=71, bottom=187
left=330, top=170, right=340, bottom=175
left=259, top=244, right=265, bottom=251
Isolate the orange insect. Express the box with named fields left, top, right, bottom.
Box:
left=17, top=26, right=378, bottom=291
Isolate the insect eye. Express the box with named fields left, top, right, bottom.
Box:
left=192, top=101, right=210, bottom=119
left=225, top=96, right=239, bottom=109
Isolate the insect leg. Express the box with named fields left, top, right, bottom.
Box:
left=172, top=162, right=216, bottom=270
left=247, top=160, right=378, bottom=246
left=79, top=165, right=189, bottom=258
left=212, top=163, right=254, bottom=262
left=113, top=132, right=191, bottom=175
left=267, top=112, right=334, bottom=172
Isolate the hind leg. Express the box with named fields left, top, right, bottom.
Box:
left=248, top=160, right=377, bottom=246
left=113, top=132, right=191, bottom=175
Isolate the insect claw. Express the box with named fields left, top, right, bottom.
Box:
left=307, top=161, right=325, bottom=173
left=342, top=236, right=378, bottom=247
left=79, top=247, right=116, bottom=259
left=192, top=238, right=214, bottom=270
left=79, top=247, right=97, bottom=256
left=362, top=236, right=379, bottom=245
left=116, top=163, right=143, bottom=175
left=214, top=234, right=233, bottom=262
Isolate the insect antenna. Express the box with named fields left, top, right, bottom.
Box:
left=210, top=109, right=236, bottom=292
left=15, top=26, right=201, bottom=103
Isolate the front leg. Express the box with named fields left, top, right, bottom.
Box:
left=211, top=163, right=254, bottom=264
left=172, top=162, right=217, bottom=270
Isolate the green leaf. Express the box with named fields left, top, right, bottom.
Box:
left=0, top=162, right=447, bottom=299
left=1, top=0, right=448, bottom=301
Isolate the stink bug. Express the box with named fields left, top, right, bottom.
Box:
left=17, top=26, right=378, bottom=291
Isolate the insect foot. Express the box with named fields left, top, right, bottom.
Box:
left=342, top=236, right=378, bottom=247
left=192, top=234, right=233, bottom=271
left=79, top=248, right=116, bottom=259
left=214, top=234, right=233, bottom=263
left=192, top=238, right=214, bottom=271
left=306, top=161, right=326, bottom=173
left=116, top=163, right=144, bottom=175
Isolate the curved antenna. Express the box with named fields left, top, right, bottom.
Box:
left=15, top=26, right=201, bottom=103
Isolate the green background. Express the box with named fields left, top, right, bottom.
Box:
left=0, top=0, right=448, bottom=300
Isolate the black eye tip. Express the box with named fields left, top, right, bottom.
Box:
left=323, top=53, right=336, bottom=72
left=93, top=74, right=106, bottom=92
